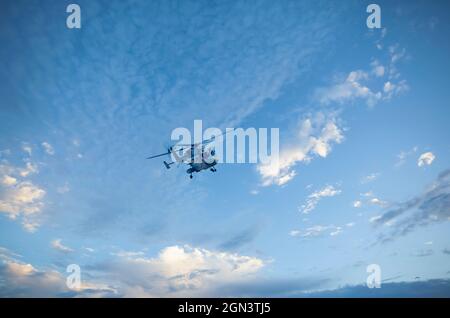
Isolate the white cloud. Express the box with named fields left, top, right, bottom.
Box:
left=330, top=227, right=343, bottom=236
left=0, top=259, right=68, bottom=297
left=0, top=162, right=45, bottom=231
left=0, top=181, right=45, bottom=231
left=371, top=60, right=385, bottom=77
left=383, top=81, right=394, bottom=92
left=361, top=172, right=380, bottom=184
left=6, top=261, right=35, bottom=276
left=21, top=143, right=32, bottom=156
left=361, top=191, right=374, bottom=197
left=41, top=142, right=55, bottom=155
left=131, top=245, right=262, bottom=278
left=316, top=70, right=382, bottom=107
left=112, top=250, right=146, bottom=258
left=369, top=215, right=382, bottom=223
left=383, top=80, right=408, bottom=99
left=257, top=112, right=343, bottom=186
left=299, top=185, right=341, bottom=214
left=354, top=191, right=387, bottom=209
left=19, top=162, right=38, bottom=177
left=51, top=239, right=73, bottom=253
left=57, top=183, right=70, bottom=194
left=417, top=152, right=435, bottom=167
left=395, top=146, right=418, bottom=167
left=0, top=243, right=264, bottom=297
left=369, top=197, right=388, bottom=207
left=316, top=48, right=408, bottom=107
left=106, top=245, right=265, bottom=297
left=389, top=45, right=406, bottom=64
left=2, top=175, right=17, bottom=186
left=0, top=247, right=115, bottom=297
left=290, top=224, right=344, bottom=238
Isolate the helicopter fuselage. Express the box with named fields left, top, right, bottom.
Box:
left=187, top=160, right=217, bottom=174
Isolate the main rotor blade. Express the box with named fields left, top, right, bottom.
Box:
left=176, top=129, right=235, bottom=147
left=146, top=152, right=169, bottom=159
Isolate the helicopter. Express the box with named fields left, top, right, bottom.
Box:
left=146, top=136, right=219, bottom=179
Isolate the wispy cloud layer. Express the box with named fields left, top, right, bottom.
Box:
left=290, top=224, right=343, bottom=238
left=299, top=185, right=341, bottom=214
left=373, top=170, right=450, bottom=242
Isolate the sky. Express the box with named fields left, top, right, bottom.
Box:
left=0, top=0, right=449, bottom=297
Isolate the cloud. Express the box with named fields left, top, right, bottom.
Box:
left=93, top=245, right=265, bottom=297
left=1, top=175, right=17, bottom=186
left=0, top=261, right=69, bottom=297
left=0, top=162, right=45, bottom=231
left=257, top=112, right=343, bottom=186
left=316, top=70, right=382, bottom=107
left=417, top=152, right=435, bottom=167
left=51, top=239, right=74, bottom=253
left=21, top=143, right=32, bottom=156
left=299, top=185, right=341, bottom=214
left=371, top=60, right=385, bottom=77
left=217, top=277, right=330, bottom=297
left=395, top=146, right=418, bottom=167
left=354, top=191, right=387, bottom=209
left=290, top=224, right=343, bottom=238
left=306, top=279, right=450, bottom=297
left=0, top=247, right=68, bottom=297
left=411, top=249, right=433, bottom=257
left=353, top=200, right=362, bottom=208
left=0, top=244, right=265, bottom=297
left=369, top=197, right=388, bottom=207
left=361, top=172, right=380, bottom=184
left=0, top=181, right=45, bottom=231
left=19, top=162, right=38, bottom=177
left=41, top=142, right=55, bottom=155
left=315, top=46, right=408, bottom=107
left=372, top=169, right=450, bottom=242
left=218, top=227, right=259, bottom=250
left=0, top=247, right=114, bottom=297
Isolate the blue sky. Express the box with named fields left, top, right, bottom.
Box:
left=0, top=0, right=449, bottom=297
